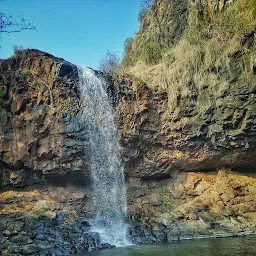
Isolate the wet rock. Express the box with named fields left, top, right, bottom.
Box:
left=34, top=240, right=52, bottom=250
left=21, top=244, right=40, bottom=255
left=98, top=243, right=115, bottom=250
left=9, top=234, right=33, bottom=245
left=129, top=225, right=156, bottom=244
left=5, top=245, right=21, bottom=255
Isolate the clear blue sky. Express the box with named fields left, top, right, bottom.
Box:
left=0, top=0, right=141, bottom=69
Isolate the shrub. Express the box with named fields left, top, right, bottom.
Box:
left=138, top=8, right=148, bottom=23
left=15, top=70, right=31, bottom=80
left=124, top=37, right=133, bottom=56
left=140, top=42, right=162, bottom=65
left=160, top=196, right=173, bottom=212
left=99, top=50, right=120, bottom=74
left=36, top=212, right=46, bottom=220
left=13, top=45, right=24, bottom=54
left=0, top=90, right=6, bottom=112
left=0, top=90, right=6, bottom=98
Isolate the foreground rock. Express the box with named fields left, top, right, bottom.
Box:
left=127, top=169, right=256, bottom=241
left=0, top=214, right=116, bottom=256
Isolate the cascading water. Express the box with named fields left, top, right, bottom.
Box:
left=77, top=66, right=131, bottom=246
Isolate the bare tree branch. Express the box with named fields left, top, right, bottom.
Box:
left=141, top=0, right=155, bottom=10
left=0, top=12, right=36, bottom=34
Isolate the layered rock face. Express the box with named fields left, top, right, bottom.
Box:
left=0, top=50, right=88, bottom=188
left=2, top=50, right=254, bottom=185
left=115, top=74, right=256, bottom=179
left=114, top=73, right=256, bottom=239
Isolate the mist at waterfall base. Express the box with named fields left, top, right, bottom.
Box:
left=77, top=66, right=131, bottom=247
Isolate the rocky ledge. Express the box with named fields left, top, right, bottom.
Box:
left=0, top=213, right=116, bottom=256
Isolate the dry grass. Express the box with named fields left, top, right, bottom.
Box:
left=127, top=0, right=256, bottom=125
left=0, top=189, right=53, bottom=215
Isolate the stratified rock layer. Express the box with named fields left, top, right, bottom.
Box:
left=115, top=74, right=256, bottom=179
left=0, top=50, right=88, bottom=188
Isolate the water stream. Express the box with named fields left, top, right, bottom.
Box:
left=77, top=66, right=130, bottom=246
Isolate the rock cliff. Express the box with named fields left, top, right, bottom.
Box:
left=0, top=50, right=89, bottom=188
left=117, top=0, right=256, bottom=239
left=115, top=73, right=256, bottom=179
left=1, top=0, right=256, bottom=254
left=0, top=48, right=256, bottom=255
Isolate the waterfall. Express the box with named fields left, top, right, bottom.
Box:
left=77, top=66, right=130, bottom=246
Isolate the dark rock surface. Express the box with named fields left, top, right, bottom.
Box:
left=0, top=214, right=113, bottom=256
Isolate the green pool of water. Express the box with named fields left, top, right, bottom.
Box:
left=85, top=235, right=256, bottom=256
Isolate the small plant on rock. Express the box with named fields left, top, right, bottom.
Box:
left=15, top=70, right=31, bottom=80
left=160, top=196, right=173, bottom=213
left=140, top=42, right=162, bottom=65
left=0, top=89, right=6, bottom=112
left=35, top=206, right=48, bottom=220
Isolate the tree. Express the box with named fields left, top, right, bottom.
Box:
left=0, top=12, right=35, bottom=34
left=138, top=0, right=155, bottom=23
left=138, top=8, right=148, bottom=23
left=99, top=51, right=120, bottom=74
left=123, top=37, right=133, bottom=56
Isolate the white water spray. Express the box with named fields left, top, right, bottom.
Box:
left=77, top=66, right=130, bottom=246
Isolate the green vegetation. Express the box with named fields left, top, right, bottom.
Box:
left=15, top=70, right=31, bottom=80
left=0, top=90, right=6, bottom=98
left=140, top=42, right=162, bottom=65
left=132, top=75, right=145, bottom=84
left=120, top=86, right=134, bottom=96
left=35, top=206, right=48, bottom=220
left=160, top=196, right=173, bottom=212
left=0, top=90, right=6, bottom=112
left=119, top=0, right=256, bottom=131
left=99, top=50, right=120, bottom=75
left=35, top=212, right=46, bottom=220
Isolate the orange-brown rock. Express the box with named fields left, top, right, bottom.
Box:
left=127, top=169, right=256, bottom=238
left=115, top=75, right=256, bottom=179
left=0, top=50, right=87, bottom=188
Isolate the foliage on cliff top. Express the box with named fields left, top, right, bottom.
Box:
left=121, top=0, right=256, bottom=93
left=99, top=50, right=120, bottom=75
